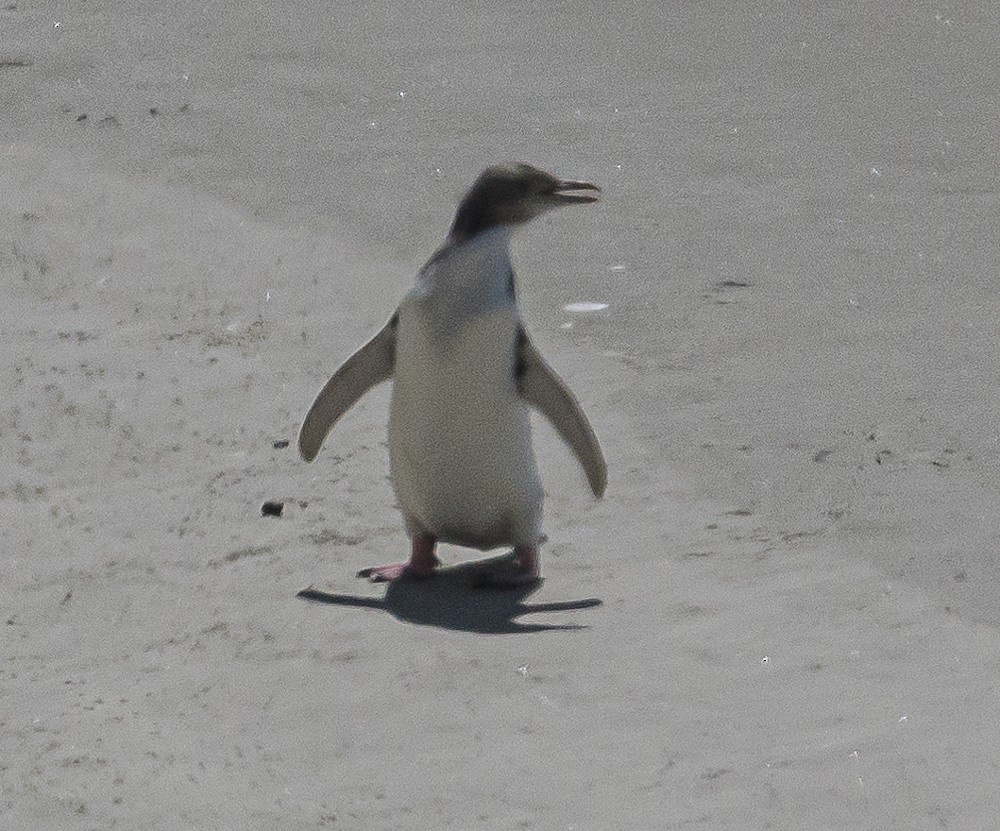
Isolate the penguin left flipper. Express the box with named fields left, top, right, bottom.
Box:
left=298, top=313, right=398, bottom=462
left=516, top=330, right=608, bottom=498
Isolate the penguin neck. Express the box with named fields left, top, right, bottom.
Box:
left=426, top=225, right=516, bottom=306
left=448, top=190, right=511, bottom=242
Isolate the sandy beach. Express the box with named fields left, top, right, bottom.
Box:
left=4, top=2, right=1000, bottom=828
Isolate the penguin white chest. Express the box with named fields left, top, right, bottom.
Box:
left=387, top=301, right=543, bottom=549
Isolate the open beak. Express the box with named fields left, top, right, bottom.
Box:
left=552, top=178, right=601, bottom=204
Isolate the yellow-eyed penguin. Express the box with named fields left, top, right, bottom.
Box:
left=299, top=163, right=606, bottom=586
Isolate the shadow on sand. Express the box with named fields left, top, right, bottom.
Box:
left=297, top=552, right=602, bottom=634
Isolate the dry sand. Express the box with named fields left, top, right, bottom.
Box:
left=4, top=1, right=1000, bottom=829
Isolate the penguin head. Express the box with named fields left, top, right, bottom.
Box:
left=449, top=163, right=600, bottom=241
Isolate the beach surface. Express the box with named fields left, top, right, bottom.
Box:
left=4, top=2, right=1000, bottom=828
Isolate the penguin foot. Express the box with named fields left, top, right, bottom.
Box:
left=357, top=534, right=439, bottom=583
left=473, top=545, right=541, bottom=590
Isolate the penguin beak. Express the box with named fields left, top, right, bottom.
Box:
left=551, top=179, right=601, bottom=205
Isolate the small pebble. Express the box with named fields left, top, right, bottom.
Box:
left=261, top=501, right=284, bottom=518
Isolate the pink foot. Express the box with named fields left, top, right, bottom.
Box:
left=357, top=535, right=439, bottom=583
left=475, top=545, right=542, bottom=589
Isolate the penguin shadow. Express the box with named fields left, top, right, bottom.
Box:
left=297, top=552, right=602, bottom=634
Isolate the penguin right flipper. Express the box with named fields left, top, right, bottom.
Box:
left=517, top=331, right=607, bottom=498
left=298, top=313, right=398, bottom=462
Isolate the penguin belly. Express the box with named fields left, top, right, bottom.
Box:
left=388, top=304, right=543, bottom=549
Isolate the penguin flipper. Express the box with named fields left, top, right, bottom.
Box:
left=517, top=332, right=607, bottom=498
left=298, top=314, right=398, bottom=462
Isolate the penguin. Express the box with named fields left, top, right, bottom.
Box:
left=299, top=163, right=606, bottom=586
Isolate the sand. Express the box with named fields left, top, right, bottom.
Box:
left=4, top=1, right=1000, bottom=828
